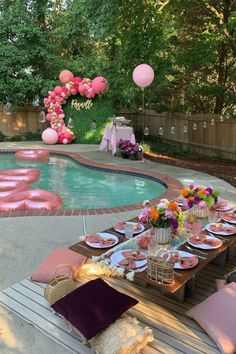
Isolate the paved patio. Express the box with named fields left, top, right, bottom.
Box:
left=0, top=142, right=235, bottom=354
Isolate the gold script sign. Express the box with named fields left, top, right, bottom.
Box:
left=71, top=99, right=93, bottom=111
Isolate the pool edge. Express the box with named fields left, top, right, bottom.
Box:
left=0, top=149, right=183, bottom=217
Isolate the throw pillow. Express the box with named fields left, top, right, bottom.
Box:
left=52, top=278, right=138, bottom=340
left=89, top=315, right=154, bottom=354
left=31, top=248, right=87, bottom=283
left=187, top=282, right=236, bottom=354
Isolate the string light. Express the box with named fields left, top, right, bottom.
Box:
left=143, top=126, right=150, bottom=136
left=38, top=111, right=46, bottom=123
left=91, top=120, right=97, bottom=131
left=193, top=122, right=197, bottom=130
left=203, top=121, right=207, bottom=128
left=226, top=112, right=230, bottom=119
left=210, top=118, right=215, bottom=126
left=67, top=117, right=74, bottom=128
left=219, top=115, right=224, bottom=122
left=3, top=102, right=13, bottom=116
left=158, top=126, right=163, bottom=136
left=170, top=125, right=175, bottom=135
left=183, top=123, right=188, bottom=133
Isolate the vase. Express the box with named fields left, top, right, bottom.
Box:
left=191, top=204, right=208, bottom=219
left=151, top=226, right=171, bottom=245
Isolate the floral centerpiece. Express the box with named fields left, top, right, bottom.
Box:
left=118, top=139, right=140, bottom=159
left=179, top=185, right=220, bottom=218
left=139, top=199, right=183, bottom=244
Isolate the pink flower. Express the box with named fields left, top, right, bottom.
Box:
left=198, top=201, right=206, bottom=208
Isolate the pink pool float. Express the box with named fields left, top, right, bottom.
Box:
left=15, top=150, right=50, bottom=161
left=0, top=168, right=40, bottom=184
left=0, top=181, right=28, bottom=198
left=0, top=189, right=62, bottom=212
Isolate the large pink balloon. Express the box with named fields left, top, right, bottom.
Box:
left=42, top=128, right=58, bottom=145
left=92, top=76, right=107, bottom=94
left=132, top=64, right=154, bottom=88
left=59, top=70, right=74, bottom=85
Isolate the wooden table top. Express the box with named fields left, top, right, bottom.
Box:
left=69, top=217, right=236, bottom=295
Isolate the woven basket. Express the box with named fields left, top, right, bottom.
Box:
left=44, top=264, right=77, bottom=305
left=146, top=256, right=174, bottom=284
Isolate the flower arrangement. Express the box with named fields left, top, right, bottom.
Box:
left=138, top=199, right=182, bottom=229
left=179, top=185, right=220, bottom=209
left=118, top=139, right=140, bottom=158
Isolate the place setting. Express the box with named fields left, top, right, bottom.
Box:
left=84, top=232, right=119, bottom=248
left=221, top=211, right=236, bottom=224
left=204, top=222, right=236, bottom=236
left=114, top=221, right=145, bottom=237
left=110, top=249, right=147, bottom=271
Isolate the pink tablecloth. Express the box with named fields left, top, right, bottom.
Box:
left=99, top=126, right=136, bottom=155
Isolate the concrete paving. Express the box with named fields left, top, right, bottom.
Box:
left=0, top=142, right=235, bottom=354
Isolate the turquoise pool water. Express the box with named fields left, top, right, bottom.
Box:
left=0, top=153, right=166, bottom=209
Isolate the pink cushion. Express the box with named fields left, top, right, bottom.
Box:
left=31, top=248, right=87, bottom=283
left=187, top=283, right=236, bottom=354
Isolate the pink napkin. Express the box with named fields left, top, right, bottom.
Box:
left=85, top=235, right=116, bottom=246
left=223, top=212, right=236, bottom=221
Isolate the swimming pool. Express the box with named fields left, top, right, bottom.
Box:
left=0, top=152, right=166, bottom=209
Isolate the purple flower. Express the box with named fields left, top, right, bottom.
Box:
left=188, top=200, right=193, bottom=208
left=171, top=218, right=178, bottom=229
left=194, top=195, right=201, bottom=203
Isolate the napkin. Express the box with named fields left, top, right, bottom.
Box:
left=223, top=212, right=236, bottom=221
left=210, top=224, right=236, bottom=234
left=85, top=235, right=116, bottom=246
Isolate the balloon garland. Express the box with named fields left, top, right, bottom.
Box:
left=43, top=70, right=107, bottom=144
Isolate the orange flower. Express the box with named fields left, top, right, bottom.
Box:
left=197, top=189, right=204, bottom=196
left=188, top=196, right=194, bottom=202
left=179, top=189, right=189, bottom=197
left=149, top=207, right=159, bottom=222
left=168, top=201, right=179, bottom=212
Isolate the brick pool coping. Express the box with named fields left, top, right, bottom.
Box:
left=0, top=149, right=183, bottom=217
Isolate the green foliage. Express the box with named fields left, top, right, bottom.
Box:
left=0, top=131, right=6, bottom=142
left=24, top=131, right=42, bottom=141
left=0, top=0, right=235, bottom=116
left=63, top=95, right=115, bottom=143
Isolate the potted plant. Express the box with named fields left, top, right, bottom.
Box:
left=118, top=139, right=140, bottom=159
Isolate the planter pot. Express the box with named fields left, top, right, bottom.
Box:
left=151, top=226, right=171, bottom=245
left=191, top=204, right=208, bottom=219
left=120, top=151, right=129, bottom=159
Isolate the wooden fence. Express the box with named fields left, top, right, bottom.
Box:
left=122, top=110, right=236, bottom=161
left=0, top=106, right=43, bottom=137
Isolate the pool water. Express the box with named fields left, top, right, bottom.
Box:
left=0, top=153, right=166, bottom=209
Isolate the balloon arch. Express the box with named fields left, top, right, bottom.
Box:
left=43, top=70, right=107, bottom=144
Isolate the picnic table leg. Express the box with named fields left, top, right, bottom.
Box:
left=212, top=249, right=227, bottom=266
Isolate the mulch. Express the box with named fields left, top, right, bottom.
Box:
left=144, top=152, right=236, bottom=188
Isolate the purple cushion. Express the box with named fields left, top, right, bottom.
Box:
left=52, top=278, right=138, bottom=339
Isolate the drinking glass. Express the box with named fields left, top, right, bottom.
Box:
left=124, top=222, right=135, bottom=239
left=148, top=242, right=160, bottom=256
left=207, top=209, right=222, bottom=223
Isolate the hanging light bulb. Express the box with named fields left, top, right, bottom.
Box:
left=226, top=112, right=230, bottom=119
left=158, top=126, right=163, bottom=136
left=143, top=126, right=150, bottom=136
left=183, top=123, right=188, bottom=133
left=219, top=115, right=224, bottom=122
left=91, top=120, right=97, bottom=131
left=68, top=117, right=74, bottom=129
left=210, top=118, right=215, bottom=126
left=32, top=96, right=40, bottom=107
left=203, top=121, right=207, bottom=128
left=38, top=110, right=46, bottom=123
left=232, top=110, right=236, bottom=117
left=170, top=125, right=175, bottom=135
left=193, top=122, right=197, bottom=130
left=3, top=102, right=13, bottom=116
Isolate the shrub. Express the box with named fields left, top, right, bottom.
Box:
left=0, top=131, right=5, bottom=142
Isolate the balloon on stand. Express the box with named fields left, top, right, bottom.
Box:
left=42, top=128, right=58, bottom=145
left=132, top=64, right=154, bottom=88
left=92, top=76, right=107, bottom=94
left=59, top=70, right=74, bottom=85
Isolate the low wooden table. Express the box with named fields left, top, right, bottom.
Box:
left=69, top=218, right=236, bottom=302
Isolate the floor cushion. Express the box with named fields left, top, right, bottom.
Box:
left=31, top=248, right=87, bottom=283
left=51, top=278, right=138, bottom=340
left=187, top=282, right=236, bottom=354
left=89, top=315, right=154, bottom=354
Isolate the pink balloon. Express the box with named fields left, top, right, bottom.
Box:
left=54, top=86, right=63, bottom=95
left=132, top=64, right=154, bottom=88
left=42, top=128, right=58, bottom=145
left=59, top=70, right=74, bottom=85
left=92, top=76, right=107, bottom=94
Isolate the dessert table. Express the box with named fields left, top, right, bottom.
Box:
left=99, top=125, right=136, bottom=155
